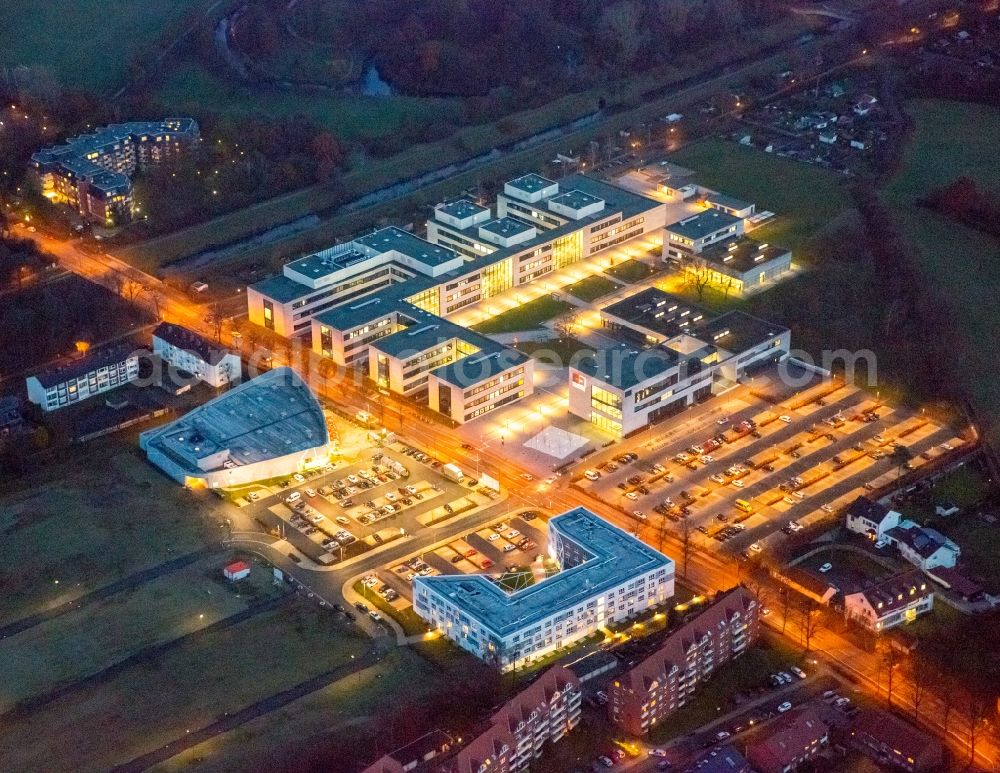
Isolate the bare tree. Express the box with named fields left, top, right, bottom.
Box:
left=680, top=513, right=692, bottom=578
left=799, top=599, right=819, bottom=654
left=965, top=692, right=991, bottom=766
left=149, top=290, right=164, bottom=320
left=878, top=641, right=901, bottom=707
left=779, top=586, right=792, bottom=635
left=115, top=276, right=145, bottom=303
left=684, top=260, right=712, bottom=302
left=205, top=303, right=225, bottom=343
left=910, top=660, right=929, bottom=721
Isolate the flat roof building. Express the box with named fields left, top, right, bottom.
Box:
left=248, top=171, right=664, bottom=424
left=569, top=288, right=789, bottom=437
left=414, top=507, right=674, bottom=670
left=139, top=367, right=330, bottom=488
left=678, top=236, right=793, bottom=297
left=26, top=344, right=142, bottom=412
left=664, top=209, right=743, bottom=256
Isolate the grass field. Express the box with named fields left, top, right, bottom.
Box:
left=605, top=259, right=659, bottom=284
left=158, top=64, right=460, bottom=142
left=0, top=555, right=282, bottom=712
left=883, top=99, right=1000, bottom=438
left=0, top=445, right=220, bottom=625
left=563, top=274, right=620, bottom=303
left=0, top=0, right=210, bottom=92
left=352, top=580, right=428, bottom=636
left=0, top=602, right=369, bottom=772
left=471, top=296, right=573, bottom=335
left=670, top=139, right=854, bottom=256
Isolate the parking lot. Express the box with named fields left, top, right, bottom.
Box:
left=245, top=445, right=499, bottom=565
left=355, top=510, right=553, bottom=620
left=574, top=376, right=965, bottom=558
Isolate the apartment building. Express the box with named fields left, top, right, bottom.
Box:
left=843, top=570, right=934, bottom=632
left=413, top=508, right=674, bottom=671
left=152, top=322, right=241, bottom=389
left=568, top=287, right=789, bottom=437
left=607, top=586, right=759, bottom=736
left=30, top=118, right=198, bottom=224
left=26, top=345, right=141, bottom=412
left=849, top=709, right=944, bottom=773
left=746, top=708, right=829, bottom=773
left=360, top=667, right=582, bottom=773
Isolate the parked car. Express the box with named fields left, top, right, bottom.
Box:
left=777, top=701, right=793, bottom=713
left=819, top=562, right=833, bottom=573
left=584, top=469, right=601, bottom=481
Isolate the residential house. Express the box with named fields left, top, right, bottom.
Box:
left=843, top=570, right=934, bottom=632
left=850, top=709, right=944, bottom=772
left=885, top=522, right=960, bottom=571
left=845, top=497, right=901, bottom=540
left=746, top=707, right=829, bottom=773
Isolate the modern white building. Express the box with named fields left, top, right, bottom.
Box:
left=247, top=171, right=665, bottom=423
left=139, top=367, right=330, bottom=488
left=413, top=508, right=674, bottom=671
left=844, top=571, right=934, bottom=632
left=568, top=288, right=790, bottom=437
left=663, top=209, right=744, bottom=261
left=152, top=322, right=242, bottom=389
left=26, top=345, right=141, bottom=412
left=677, top=236, right=793, bottom=297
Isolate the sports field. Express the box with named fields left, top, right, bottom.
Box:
left=0, top=0, right=211, bottom=92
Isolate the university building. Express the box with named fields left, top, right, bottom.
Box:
left=607, top=586, right=759, bottom=736
left=568, top=287, right=790, bottom=437
left=247, top=172, right=665, bottom=423
left=30, top=118, right=199, bottom=225
left=413, top=508, right=674, bottom=671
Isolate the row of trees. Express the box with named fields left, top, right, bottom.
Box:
left=235, top=0, right=784, bottom=98
left=920, top=176, right=1000, bottom=239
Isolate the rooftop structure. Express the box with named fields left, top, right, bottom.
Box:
left=26, top=344, right=142, bottom=412
left=746, top=707, right=829, bottom=773
left=666, top=209, right=742, bottom=241
left=414, top=507, right=674, bottom=669
left=850, top=709, right=944, bottom=772
left=139, top=367, right=329, bottom=488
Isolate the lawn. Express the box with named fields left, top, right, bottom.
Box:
left=0, top=444, right=220, bottom=625
left=0, top=0, right=211, bottom=92
left=470, top=296, right=574, bottom=335
left=646, top=643, right=794, bottom=744
left=0, top=555, right=283, bottom=712
left=0, top=602, right=370, bottom=773
left=605, top=259, right=659, bottom=284
left=883, top=99, right=1000, bottom=442
left=157, top=64, right=459, bottom=143
left=513, top=337, right=593, bottom=367
left=670, top=138, right=854, bottom=256
left=563, top=274, right=620, bottom=302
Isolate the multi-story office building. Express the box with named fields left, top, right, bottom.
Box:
left=663, top=209, right=744, bottom=261
left=843, top=570, right=934, bottom=632
left=569, top=287, right=789, bottom=437
left=140, top=367, right=330, bottom=488
left=26, top=345, right=141, bottom=412
left=247, top=172, right=664, bottom=423
left=607, top=586, right=759, bottom=736
left=413, top=508, right=674, bottom=671
left=152, top=322, right=242, bottom=389
left=30, top=118, right=199, bottom=224
left=678, top=236, right=793, bottom=297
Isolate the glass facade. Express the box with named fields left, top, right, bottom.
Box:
left=552, top=232, right=583, bottom=270
left=406, top=286, right=440, bottom=316
left=481, top=258, right=513, bottom=298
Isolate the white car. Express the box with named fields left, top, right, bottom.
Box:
left=819, top=562, right=833, bottom=573
left=874, top=538, right=890, bottom=549
left=702, top=454, right=715, bottom=463
left=715, top=730, right=731, bottom=741
left=286, top=491, right=302, bottom=503
left=347, top=474, right=360, bottom=484
left=749, top=542, right=762, bottom=553
left=293, top=473, right=305, bottom=483
left=502, top=544, right=515, bottom=553
left=633, top=511, right=647, bottom=521
left=777, top=701, right=793, bottom=713
left=625, top=491, right=639, bottom=500
left=788, top=520, right=802, bottom=531
left=783, top=496, right=796, bottom=505
left=542, top=476, right=558, bottom=486
left=385, top=492, right=397, bottom=502
left=940, top=443, right=954, bottom=451
left=791, top=666, right=807, bottom=679
left=717, top=417, right=729, bottom=425
left=793, top=491, right=806, bottom=500
left=584, top=469, right=601, bottom=481
left=821, top=504, right=834, bottom=513
left=761, top=606, right=771, bottom=616
left=488, top=533, right=500, bottom=541
left=305, top=488, right=317, bottom=498
left=710, top=474, right=727, bottom=485
left=506, top=530, right=520, bottom=540
left=520, top=472, right=534, bottom=481
left=336, top=516, right=351, bottom=525
left=731, top=479, right=745, bottom=489
left=779, top=415, right=792, bottom=423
